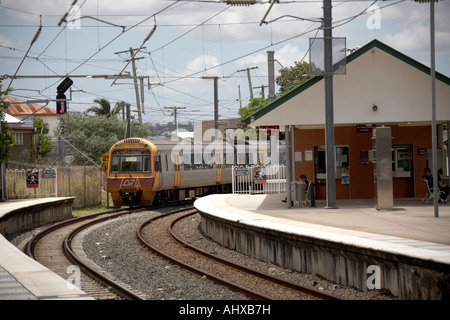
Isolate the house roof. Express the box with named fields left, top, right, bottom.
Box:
left=3, top=96, right=56, bottom=116
left=243, top=39, right=450, bottom=126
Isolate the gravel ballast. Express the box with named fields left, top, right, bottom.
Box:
left=81, top=208, right=396, bottom=300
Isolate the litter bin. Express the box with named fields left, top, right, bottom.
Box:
left=295, top=181, right=306, bottom=203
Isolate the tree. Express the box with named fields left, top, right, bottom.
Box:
left=63, top=112, right=150, bottom=164
left=276, top=61, right=312, bottom=96
left=237, top=61, right=312, bottom=135
left=237, top=97, right=269, bottom=127
left=0, top=81, right=15, bottom=163
left=34, top=117, right=53, bottom=161
left=86, top=98, right=115, bottom=117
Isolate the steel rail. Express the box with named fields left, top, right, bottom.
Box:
left=62, top=209, right=147, bottom=300
left=26, top=207, right=146, bottom=300
left=169, top=210, right=342, bottom=301
left=26, top=207, right=128, bottom=259
left=136, top=207, right=273, bottom=300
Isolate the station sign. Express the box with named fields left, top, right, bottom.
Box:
left=234, top=166, right=249, bottom=176
left=42, top=169, right=56, bottom=179
left=258, top=126, right=279, bottom=136
left=26, top=170, right=39, bottom=188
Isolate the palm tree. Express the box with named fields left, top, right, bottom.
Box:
left=111, top=101, right=126, bottom=120
left=86, top=98, right=112, bottom=117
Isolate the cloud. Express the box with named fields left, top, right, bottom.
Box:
left=382, top=1, right=450, bottom=55
left=275, top=43, right=306, bottom=67
left=185, top=54, right=221, bottom=76
left=0, top=34, right=18, bottom=48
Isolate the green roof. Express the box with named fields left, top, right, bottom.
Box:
left=243, top=39, right=450, bottom=126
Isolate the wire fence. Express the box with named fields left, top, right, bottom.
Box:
left=5, top=161, right=102, bottom=208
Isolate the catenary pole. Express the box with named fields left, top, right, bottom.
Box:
left=323, top=0, right=336, bottom=208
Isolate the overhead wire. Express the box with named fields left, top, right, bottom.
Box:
left=37, top=0, right=183, bottom=93
left=2, top=0, right=408, bottom=123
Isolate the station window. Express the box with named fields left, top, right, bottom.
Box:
left=392, top=145, right=412, bottom=177
left=315, top=146, right=349, bottom=179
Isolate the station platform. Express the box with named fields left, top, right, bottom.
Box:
left=0, top=198, right=93, bottom=300
left=197, top=193, right=450, bottom=261
left=195, top=193, right=450, bottom=299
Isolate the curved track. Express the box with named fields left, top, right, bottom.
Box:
left=137, top=208, right=342, bottom=300
left=26, top=208, right=147, bottom=300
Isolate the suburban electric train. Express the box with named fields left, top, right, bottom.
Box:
left=106, top=137, right=284, bottom=207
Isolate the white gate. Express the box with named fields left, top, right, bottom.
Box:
left=6, top=168, right=57, bottom=199
left=232, top=165, right=286, bottom=194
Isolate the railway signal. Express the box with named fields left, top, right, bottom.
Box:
left=56, top=77, right=73, bottom=114
left=56, top=92, right=67, bottom=114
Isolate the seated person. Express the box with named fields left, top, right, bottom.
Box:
left=299, top=174, right=309, bottom=189
left=437, top=168, right=449, bottom=203
left=427, top=168, right=449, bottom=203
left=422, top=167, right=432, bottom=188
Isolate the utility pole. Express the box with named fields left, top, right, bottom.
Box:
left=323, top=0, right=336, bottom=208
left=237, top=66, right=258, bottom=100
left=253, top=85, right=268, bottom=99
left=267, top=51, right=276, bottom=103
left=165, top=106, right=186, bottom=137
left=130, top=47, right=143, bottom=124
left=140, top=76, right=145, bottom=114
left=114, top=47, right=145, bottom=124
left=237, top=85, right=242, bottom=108
left=125, top=103, right=131, bottom=138
left=202, top=76, right=221, bottom=140
left=114, top=48, right=145, bottom=125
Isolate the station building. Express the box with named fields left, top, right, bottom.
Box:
left=244, top=39, right=450, bottom=200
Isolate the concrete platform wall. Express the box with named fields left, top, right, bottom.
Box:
left=0, top=197, right=75, bottom=236
left=198, top=212, right=450, bottom=300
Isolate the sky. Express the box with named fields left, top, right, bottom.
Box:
left=1, top=0, right=449, bottom=128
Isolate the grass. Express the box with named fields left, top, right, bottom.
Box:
left=72, top=192, right=126, bottom=217
left=72, top=204, right=113, bottom=217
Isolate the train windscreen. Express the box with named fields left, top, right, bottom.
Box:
left=111, top=149, right=151, bottom=173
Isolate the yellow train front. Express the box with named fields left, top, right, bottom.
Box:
left=107, top=138, right=158, bottom=207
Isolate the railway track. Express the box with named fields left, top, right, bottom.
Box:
left=137, top=208, right=342, bottom=300
left=26, top=208, right=147, bottom=300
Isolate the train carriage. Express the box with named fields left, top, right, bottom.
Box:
left=106, top=136, right=282, bottom=208
left=107, top=137, right=233, bottom=207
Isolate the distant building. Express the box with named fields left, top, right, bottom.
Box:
left=194, top=118, right=240, bottom=141
left=3, top=112, right=36, bottom=163
left=4, top=97, right=58, bottom=136
left=3, top=97, right=59, bottom=163
left=245, top=39, right=450, bottom=200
